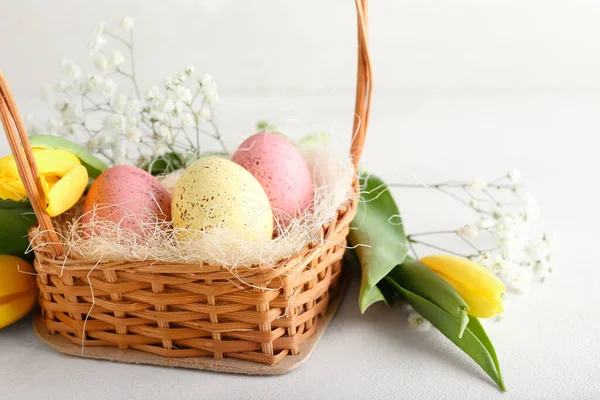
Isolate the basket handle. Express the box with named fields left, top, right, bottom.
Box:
left=0, top=71, right=64, bottom=256
left=351, top=0, right=372, bottom=170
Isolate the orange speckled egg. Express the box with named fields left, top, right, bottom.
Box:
left=81, top=165, right=171, bottom=236
left=232, top=132, right=314, bottom=227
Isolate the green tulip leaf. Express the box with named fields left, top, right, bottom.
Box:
left=299, top=131, right=330, bottom=147
left=349, top=172, right=410, bottom=313
left=385, top=276, right=506, bottom=392
left=388, top=260, right=470, bottom=337
left=0, top=198, right=31, bottom=209
left=0, top=203, right=36, bottom=256
left=29, top=134, right=108, bottom=178
left=140, top=152, right=186, bottom=175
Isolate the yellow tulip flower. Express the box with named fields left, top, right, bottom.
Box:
left=0, top=148, right=88, bottom=217
left=420, top=254, right=506, bottom=318
left=0, top=255, right=37, bottom=329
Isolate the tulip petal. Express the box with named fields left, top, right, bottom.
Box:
left=0, top=288, right=37, bottom=329
left=0, top=149, right=81, bottom=179
left=0, top=255, right=36, bottom=297
left=435, top=270, right=503, bottom=318
left=45, top=164, right=88, bottom=217
left=420, top=254, right=505, bottom=318
left=421, top=254, right=506, bottom=293
left=0, top=178, right=27, bottom=200
left=30, top=134, right=108, bottom=178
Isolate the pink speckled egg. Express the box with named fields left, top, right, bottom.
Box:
left=232, top=132, right=314, bottom=227
left=81, top=165, right=172, bottom=236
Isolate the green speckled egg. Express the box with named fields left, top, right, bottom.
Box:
left=172, top=157, right=273, bottom=241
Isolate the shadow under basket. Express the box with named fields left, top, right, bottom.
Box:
left=0, top=0, right=372, bottom=374
left=29, top=199, right=355, bottom=374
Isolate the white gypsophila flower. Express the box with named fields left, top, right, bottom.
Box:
left=94, top=55, right=109, bottom=71
left=86, top=136, right=103, bottom=152
left=407, top=312, right=431, bottom=332
left=458, top=224, right=479, bottom=238
left=155, top=95, right=175, bottom=113
left=98, top=79, right=117, bottom=98
left=111, top=94, right=128, bottom=114
left=508, top=168, right=522, bottom=183
left=533, top=259, right=552, bottom=280
left=205, top=89, right=220, bottom=105
left=149, top=109, right=166, bottom=123
left=199, top=74, right=220, bottom=104
left=54, top=81, right=70, bottom=93
left=478, top=215, right=495, bottom=230
left=542, top=232, right=553, bottom=246
left=185, top=65, right=195, bottom=75
left=152, top=142, right=168, bottom=157
left=524, top=241, right=544, bottom=261
left=94, top=21, right=106, bottom=36
left=158, top=125, right=173, bottom=141
left=145, top=86, right=160, bottom=100
left=497, top=215, right=516, bottom=232
left=196, top=106, right=211, bottom=121
left=26, top=119, right=41, bottom=136
left=60, top=58, right=82, bottom=80
left=199, top=73, right=215, bottom=89
left=103, top=114, right=127, bottom=135
left=125, top=126, right=142, bottom=143
left=61, top=103, right=83, bottom=123
left=112, top=144, right=129, bottom=165
left=124, top=99, right=141, bottom=116
left=505, top=268, right=530, bottom=294
left=466, top=177, right=488, bottom=191
left=179, top=112, right=194, bottom=127
left=493, top=206, right=506, bottom=220
left=120, top=16, right=134, bottom=30
left=54, top=100, right=68, bottom=113
left=469, top=199, right=479, bottom=208
left=41, top=84, right=53, bottom=102
left=175, top=86, right=192, bottom=103
left=80, top=74, right=103, bottom=93
left=45, top=117, right=60, bottom=135
left=108, top=51, right=125, bottom=68
left=172, top=101, right=184, bottom=117
left=88, top=35, right=107, bottom=55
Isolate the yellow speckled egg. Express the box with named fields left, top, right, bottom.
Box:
left=172, top=157, right=273, bottom=241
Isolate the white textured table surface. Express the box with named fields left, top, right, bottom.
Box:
left=0, top=93, right=598, bottom=400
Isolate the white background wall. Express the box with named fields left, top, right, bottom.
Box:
left=1, top=2, right=599, bottom=399
left=3, top=0, right=600, bottom=97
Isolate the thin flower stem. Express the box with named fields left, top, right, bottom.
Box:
left=104, top=31, right=131, bottom=49
left=408, top=238, right=469, bottom=258
left=482, top=189, right=501, bottom=204
left=128, top=29, right=142, bottom=100
left=408, top=241, right=419, bottom=259
left=436, top=186, right=492, bottom=215
left=407, top=230, right=457, bottom=237
left=456, top=233, right=483, bottom=254
left=209, top=116, right=227, bottom=152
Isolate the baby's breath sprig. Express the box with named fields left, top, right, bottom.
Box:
left=29, top=17, right=225, bottom=169
left=390, top=168, right=553, bottom=294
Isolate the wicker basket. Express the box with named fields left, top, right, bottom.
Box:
left=0, top=0, right=372, bottom=371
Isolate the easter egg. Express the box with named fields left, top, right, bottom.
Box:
left=171, top=157, right=273, bottom=241
left=232, top=132, right=314, bottom=227
left=81, top=165, right=172, bottom=236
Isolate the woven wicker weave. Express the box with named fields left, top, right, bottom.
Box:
left=0, top=0, right=372, bottom=367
